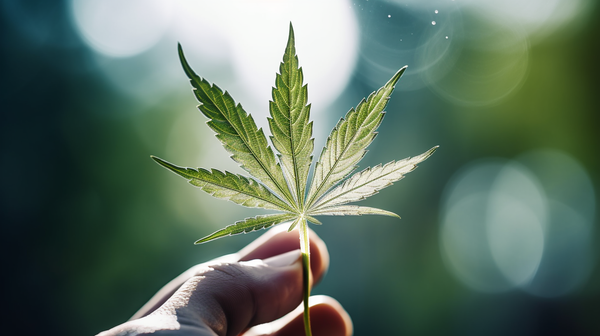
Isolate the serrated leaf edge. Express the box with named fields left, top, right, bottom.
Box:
left=195, top=213, right=297, bottom=244
left=151, top=155, right=295, bottom=212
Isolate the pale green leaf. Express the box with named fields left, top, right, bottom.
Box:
left=309, top=205, right=400, bottom=218
left=195, top=213, right=297, bottom=244
left=151, top=156, right=293, bottom=212
left=287, top=216, right=301, bottom=232
left=306, top=67, right=407, bottom=208
left=152, top=28, right=439, bottom=335
left=287, top=215, right=321, bottom=232
left=305, top=215, right=322, bottom=225
left=312, top=146, right=438, bottom=209
left=269, top=24, right=314, bottom=207
left=153, top=27, right=437, bottom=256
left=178, top=44, right=295, bottom=208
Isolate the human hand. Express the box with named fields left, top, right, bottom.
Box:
left=98, top=226, right=352, bottom=336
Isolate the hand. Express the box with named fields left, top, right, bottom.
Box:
left=98, top=226, right=352, bottom=336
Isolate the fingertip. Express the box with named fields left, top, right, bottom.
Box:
left=237, top=226, right=330, bottom=285
left=262, top=249, right=302, bottom=268
left=247, top=295, right=352, bottom=336
left=308, top=296, right=353, bottom=336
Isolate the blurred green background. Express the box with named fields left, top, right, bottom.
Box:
left=1, top=0, right=599, bottom=335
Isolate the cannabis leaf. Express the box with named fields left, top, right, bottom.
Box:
left=152, top=23, right=437, bottom=336
left=268, top=28, right=314, bottom=208
left=305, top=66, right=408, bottom=208
left=177, top=43, right=295, bottom=209
left=194, top=213, right=298, bottom=244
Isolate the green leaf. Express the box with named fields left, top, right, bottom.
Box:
left=305, top=215, right=322, bottom=225
left=306, top=67, right=407, bottom=208
left=195, top=213, right=298, bottom=244
left=312, top=146, right=438, bottom=209
left=268, top=23, right=314, bottom=207
left=151, top=156, right=293, bottom=212
left=287, top=215, right=322, bottom=232
left=178, top=44, right=295, bottom=209
left=287, top=216, right=301, bottom=232
left=309, top=205, right=400, bottom=218
left=155, top=28, right=438, bottom=336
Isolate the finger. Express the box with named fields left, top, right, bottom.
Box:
left=132, top=225, right=329, bottom=320
left=238, top=225, right=330, bottom=284
left=130, top=252, right=239, bottom=320
left=243, top=296, right=353, bottom=336
left=157, top=249, right=306, bottom=336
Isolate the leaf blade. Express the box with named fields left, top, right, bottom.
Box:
left=178, top=44, right=296, bottom=209
left=306, top=67, right=407, bottom=208
left=312, top=146, right=438, bottom=209
left=194, top=213, right=298, bottom=244
left=309, top=205, right=400, bottom=218
left=305, top=215, right=322, bottom=225
left=151, top=156, right=293, bottom=212
left=268, top=24, right=314, bottom=207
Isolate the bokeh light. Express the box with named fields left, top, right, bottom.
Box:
left=70, top=0, right=174, bottom=57
left=441, top=150, right=595, bottom=297
left=441, top=160, right=546, bottom=292
left=518, top=149, right=596, bottom=297
left=69, top=0, right=359, bottom=130
left=486, top=163, right=546, bottom=287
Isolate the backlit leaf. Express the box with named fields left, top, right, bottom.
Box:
left=194, top=213, right=297, bottom=244
left=309, top=205, right=400, bottom=218
left=153, top=25, right=438, bottom=336
left=268, top=24, right=314, bottom=207
left=312, top=146, right=438, bottom=209
left=151, top=156, right=293, bottom=212
left=178, top=44, right=295, bottom=208
left=306, top=67, right=407, bottom=208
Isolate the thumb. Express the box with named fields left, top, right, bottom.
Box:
left=159, top=249, right=306, bottom=336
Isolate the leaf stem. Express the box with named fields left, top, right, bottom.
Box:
left=298, top=218, right=312, bottom=336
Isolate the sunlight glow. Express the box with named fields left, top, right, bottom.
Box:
left=70, top=0, right=173, bottom=57
left=70, top=0, right=358, bottom=126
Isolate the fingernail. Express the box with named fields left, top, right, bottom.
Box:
left=263, top=249, right=302, bottom=267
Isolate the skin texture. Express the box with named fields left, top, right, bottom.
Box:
left=98, top=226, right=352, bottom=336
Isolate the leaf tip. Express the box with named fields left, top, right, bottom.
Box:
left=287, top=22, right=296, bottom=49
left=177, top=42, right=184, bottom=59
left=150, top=155, right=165, bottom=167
left=387, top=66, right=408, bottom=88
left=194, top=238, right=211, bottom=245
left=150, top=155, right=163, bottom=164
left=178, top=42, right=197, bottom=80
left=287, top=217, right=300, bottom=232
left=194, top=231, right=221, bottom=244
left=423, top=145, right=439, bottom=159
